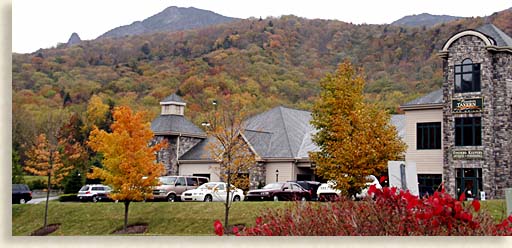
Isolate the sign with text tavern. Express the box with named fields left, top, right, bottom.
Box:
left=452, top=98, right=483, bottom=113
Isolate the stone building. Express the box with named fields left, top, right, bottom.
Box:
left=401, top=24, right=512, bottom=199
left=151, top=94, right=206, bottom=175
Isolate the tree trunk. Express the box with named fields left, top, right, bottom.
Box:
left=224, top=169, right=231, bottom=235
left=43, top=152, right=53, bottom=228
left=124, top=201, right=130, bottom=231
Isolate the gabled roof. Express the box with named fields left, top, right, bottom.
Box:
left=244, top=106, right=318, bottom=159
left=161, top=93, right=185, bottom=103
left=477, top=24, right=512, bottom=47
left=151, top=115, right=205, bottom=137
left=401, top=89, right=443, bottom=109
left=179, top=137, right=214, bottom=160
left=180, top=106, right=406, bottom=161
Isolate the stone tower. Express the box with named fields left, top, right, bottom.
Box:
left=151, top=94, right=206, bottom=175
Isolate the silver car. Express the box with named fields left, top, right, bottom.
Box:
left=77, top=184, right=112, bottom=202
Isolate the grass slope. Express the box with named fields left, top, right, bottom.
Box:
left=12, top=201, right=285, bottom=236
left=12, top=200, right=508, bottom=236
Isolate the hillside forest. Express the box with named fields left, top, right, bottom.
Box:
left=12, top=9, right=512, bottom=180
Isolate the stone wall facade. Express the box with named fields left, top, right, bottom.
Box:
left=249, top=162, right=266, bottom=189
left=154, top=135, right=203, bottom=175
left=442, top=35, right=512, bottom=199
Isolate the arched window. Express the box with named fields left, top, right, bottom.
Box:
left=454, top=59, right=481, bottom=93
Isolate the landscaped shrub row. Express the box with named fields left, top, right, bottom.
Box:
left=58, top=194, right=78, bottom=202
left=214, top=186, right=512, bottom=236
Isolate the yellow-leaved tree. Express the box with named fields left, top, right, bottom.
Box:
left=203, top=98, right=255, bottom=234
left=87, top=106, right=167, bottom=231
left=310, top=61, right=406, bottom=196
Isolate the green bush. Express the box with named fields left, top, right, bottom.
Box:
left=59, top=194, right=78, bottom=202
left=27, top=179, right=47, bottom=190
left=63, top=170, right=84, bottom=194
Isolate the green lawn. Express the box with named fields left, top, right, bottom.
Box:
left=12, top=201, right=287, bottom=236
left=22, top=175, right=47, bottom=183
left=480, top=199, right=509, bottom=221
left=12, top=199, right=509, bottom=236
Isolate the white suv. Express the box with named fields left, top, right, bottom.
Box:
left=77, top=184, right=112, bottom=202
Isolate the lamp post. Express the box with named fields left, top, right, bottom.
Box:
left=275, top=169, right=279, bottom=182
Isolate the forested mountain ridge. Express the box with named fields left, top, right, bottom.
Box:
left=12, top=8, right=512, bottom=164
left=391, top=13, right=462, bottom=27
left=97, top=6, right=239, bottom=39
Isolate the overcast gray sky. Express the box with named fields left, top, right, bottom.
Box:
left=12, top=0, right=511, bottom=54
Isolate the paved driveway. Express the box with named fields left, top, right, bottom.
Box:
left=27, top=196, right=59, bottom=204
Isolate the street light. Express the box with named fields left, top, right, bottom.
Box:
left=275, top=169, right=279, bottom=182
left=201, top=122, right=211, bottom=127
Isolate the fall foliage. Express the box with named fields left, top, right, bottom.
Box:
left=25, top=134, right=73, bottom=187
left=203, top=97, right=256, bottom=233
left=87, top=106, right=167, bottom=230
left=310, top=61, right=406, bottom=196
left=10, top=9, right=512, bottom=180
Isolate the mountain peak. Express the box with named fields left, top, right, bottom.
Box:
left=66, top=32, right=81, bottom=47
left=392, top=13, right=462, bottom=27
left=97, top=6, right=239, bottom=39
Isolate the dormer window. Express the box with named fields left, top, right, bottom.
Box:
left=454, top=59, right=480, bottom=93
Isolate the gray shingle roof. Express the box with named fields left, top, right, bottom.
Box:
left=244, top=106, right=317, bottom=158
left=151, top=115, right=205, bottom=136
left=402, top=88, right=443, bottom=107
left=477, top=24, right=512, bottom=47
left=180, top=106, right=405, bottom=161
left=390, top=115, right=406, bottom=140
left=161, top=93, right=185, bottom=103
left=179, top=137, right=214, bottom=160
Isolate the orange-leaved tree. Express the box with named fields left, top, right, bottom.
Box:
left=87, top=106, right=167, bottom=231
left=310, top=61, right=406, bottom=196
left=25, top=134, right=74, bottom=227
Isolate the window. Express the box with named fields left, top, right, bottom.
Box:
left=416, top=122, right=441, bottom=149
left=216, top=183, right=225, bottom=191
left=175, top=177, right=186, bottom=186
left=455, top=168, right=483, bottom=200
left=417, top=174, right=442, bottom=197
left=455, top=117, right=481, bottom=146
left=186, top=177, right=197, bottom=186
left=454, top=59, right=480, bottom=93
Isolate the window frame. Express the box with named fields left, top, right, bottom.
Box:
left=454, top=58, right=481, bottom=93
left=416, top=122, right=442, bottom=150
left=455, top=117, right=482, bottom=146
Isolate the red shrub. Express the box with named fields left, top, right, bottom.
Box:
left=214, top=186, right=512, bottom=236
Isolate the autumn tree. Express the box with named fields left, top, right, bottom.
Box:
left=310, top=61, right=406, bottom=196
left=24, top=108, right=73, bottom=228
left=203, top=98, right=256, bottom=234
left=25, top=134, right=73, bottom=227
left=87, top=106, right=167, bottom=231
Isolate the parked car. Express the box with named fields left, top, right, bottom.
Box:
left=77, top=184, right=112, bottom=202
left=355, top=175, right=382, bottom=199
left=317, top=181, right=341, bottom=201
left=152, top=175, right=209, bottom=202
left=289, top=180, right=321, bottom=200
left=180, top=182, right=244, bottom=202
left=245, top=182, right=310, bottom=201
left=317, top=175, right=383, bottom=201
left=12, top=184, right=32, bottom=204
